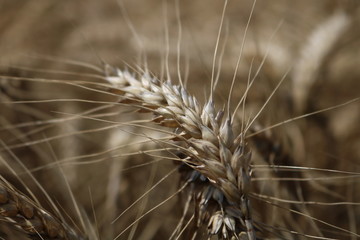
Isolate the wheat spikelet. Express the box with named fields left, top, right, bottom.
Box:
left=104, top=65, right=256, bottom=239
left=0, top=178, right=85, bottom=240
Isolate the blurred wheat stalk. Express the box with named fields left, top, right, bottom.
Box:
left=0, top=0, right=360, bottom=239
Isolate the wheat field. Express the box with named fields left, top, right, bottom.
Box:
left=0, top=0, right=360, bottom=239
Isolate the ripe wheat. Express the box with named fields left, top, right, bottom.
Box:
left=0, top=0, right=360, bottom=240
left=0, top=178, right=85, bottom=240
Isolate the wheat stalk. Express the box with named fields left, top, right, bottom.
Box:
left=104, top=64, right=256, bottom=239
left=0, top=178, right=85, bottom=240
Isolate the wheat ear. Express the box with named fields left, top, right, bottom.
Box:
left=104, top=65, right=256, bottom=239
left=0, top=178, right=86, bottom=240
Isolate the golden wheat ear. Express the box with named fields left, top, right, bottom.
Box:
left=0, top=178, right=86, bottom=240
left=103, top=64, right=257, bottom=240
